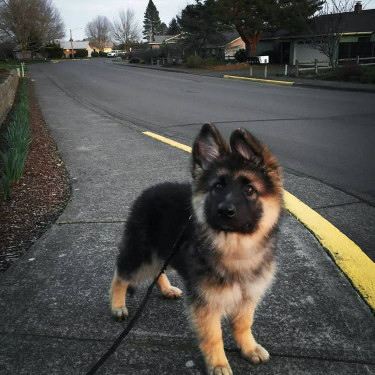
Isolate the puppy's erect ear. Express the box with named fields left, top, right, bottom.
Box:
left=230, top=128, right=278, bottom=170
left=192, top=123, right=229, bottom=173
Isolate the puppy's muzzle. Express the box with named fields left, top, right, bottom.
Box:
left=218, top=203, right=236, bottom=218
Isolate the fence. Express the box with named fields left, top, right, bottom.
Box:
left=151, top=57, right=167, bottom=66
left=296, top=56, right=375, bottom=76
left=295, top=59, right=331, bottom=76
left=338, top=56, right=375, bottom=66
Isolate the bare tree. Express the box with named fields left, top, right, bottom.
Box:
left=112, top=8, right=140, bottom=52
left=304, top=0, right=358, bottom=68
left=0, top=0, right=65, bottom=59
left=85, top=15, right=112, bottom=51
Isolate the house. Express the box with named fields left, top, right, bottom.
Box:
left=203, top=31, right=245, bottom=60
left=256, top=2, right=375, bottom=64
left=60, top=40, right=94, bottom=58
left=149, top=35, right=181, bottom=49
left=148, top=32, right=246, bottom=60
left=60, top=40, right=114, bottom=58
left=90, top=41, right=113, bottom=53
left=13, top=49, right=46, bottom=60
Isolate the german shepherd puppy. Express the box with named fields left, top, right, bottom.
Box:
left=110, top=123, right=283, bottom=375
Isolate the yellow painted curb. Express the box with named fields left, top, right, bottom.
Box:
left=143, top=131, right=192, bottom=153
left=284, top=191, right=375, bottom=310
left=223, top=75, right=294, bottom=86
left=143, top=130, right=375, bottom=310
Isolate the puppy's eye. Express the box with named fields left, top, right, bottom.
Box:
left=244, top=184, right=256, bottom=196
left=214, top=183, right=224, bottom=191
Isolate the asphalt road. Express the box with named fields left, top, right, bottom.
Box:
left=29, top=59, right=375, bottom=260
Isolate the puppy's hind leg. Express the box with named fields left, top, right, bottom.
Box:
left=157, top=272, right=182, bottom=299
left=110, top=271, right=130, bottom=321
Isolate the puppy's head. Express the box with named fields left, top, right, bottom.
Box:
left=192, top=123, right=283, bottom=236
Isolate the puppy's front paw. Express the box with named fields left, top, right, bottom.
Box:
left=241, top=344, right=269, bottom=364
left=161, top=286, right=182, bottom=299
left=111, top=306, right=128, bottom=321
left=209, top=365, right=233, bottom=375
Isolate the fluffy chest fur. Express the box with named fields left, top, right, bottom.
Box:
left=196, top=232, right=275, bottom=314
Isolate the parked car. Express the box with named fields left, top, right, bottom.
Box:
left=107, top=50, right=122, bottom=58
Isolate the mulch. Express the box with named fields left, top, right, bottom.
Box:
left=0, top=79, right=71, bottom=273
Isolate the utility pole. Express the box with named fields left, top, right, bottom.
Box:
left=70, top=29, right=74, bottom=59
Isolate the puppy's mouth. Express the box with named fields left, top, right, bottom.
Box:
left=210, top=221, right=255, bottom=234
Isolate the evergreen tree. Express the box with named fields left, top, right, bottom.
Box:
left=143, top=0, right=162, bottom=41
left=178, top=0, right=222, bottom=54
left=167, top=18, right=180, bottom=35
left=160, top=22, right=168, bottom=35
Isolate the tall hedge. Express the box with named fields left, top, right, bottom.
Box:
left=75, top=49, right=88, bottom=58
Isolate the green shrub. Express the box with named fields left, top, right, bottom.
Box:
left=136, top=49, right=161, bottom=64
left=186, top=55, right=203, bottom=68
left=99, top=51, right=107, bottom=57
left=186, top=55, right=221, bottom=68
left=91, top=51, right=99, bottom=57
left=360, top=66, right=375, bottom=84
left=75, top=49, right=88, bottom=58
left=45, top=43, right=63, bottom=59
left=0, top=79, right=31, bottom=199
left=204, top=57, right=220, bottom=67
left=335, top=65, right=361, bottom=81
left=234, top=49, right=247, bottom=63
left=129, top=58, right=140, bottom=64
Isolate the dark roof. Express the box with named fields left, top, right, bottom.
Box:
left=260, top=8, right=375, bottom=40
left=310, top=9, right=375, bottom=34
left=150, top=35, right=180, bottom=44
left=204, top=31, right=241, bottom=48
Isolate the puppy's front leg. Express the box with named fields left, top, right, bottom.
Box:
left=190, top=304, right=232, bottom=375
left=230, top=301, right=269, bottom=364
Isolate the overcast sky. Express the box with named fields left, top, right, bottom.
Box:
left=54, top=0, right=194, bottom=41
left=54, top=0, right=375, bottom=42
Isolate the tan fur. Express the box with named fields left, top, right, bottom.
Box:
left=198, top=278, right=243, bottom=315
left=249, top=194, right=282, bottom=243
left=190, top=303, right=232, bottom=374
left=230, top=301, right=270, bottom=364
left=157, top=273, right=182, bottom=299
left=110, top=271, right=128, bottom=310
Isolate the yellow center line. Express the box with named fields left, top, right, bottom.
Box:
left=143, top=130, right=375, bottom=311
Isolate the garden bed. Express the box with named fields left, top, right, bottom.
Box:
left=0, top=79, right=70, bottom=273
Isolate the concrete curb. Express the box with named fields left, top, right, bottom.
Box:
left=284, top=191, right=375, bottom=310
left=223, top=74, right=295, bottom=86
left=143, top=130, right=375, bottom=312
left=223, top=74, right=375, bottom=93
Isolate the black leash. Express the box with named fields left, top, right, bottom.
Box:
left=86, top=215, right=192, bottom=375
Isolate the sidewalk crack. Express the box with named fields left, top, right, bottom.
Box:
left=313, top=201, right=361, bottom=210
left=57, top=220, right=126, bottom=225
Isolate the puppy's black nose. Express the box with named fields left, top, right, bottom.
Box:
left=218, top=203, right=236, bottom=218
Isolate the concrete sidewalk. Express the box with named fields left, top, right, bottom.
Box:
left=0, top=68, right=374, bottom=375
